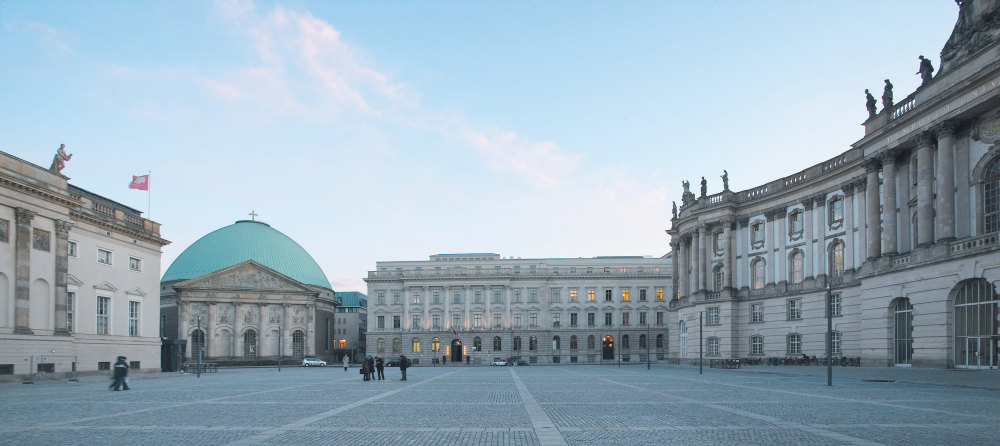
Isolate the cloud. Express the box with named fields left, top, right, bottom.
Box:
left=21, top=22, right=70, bottom=54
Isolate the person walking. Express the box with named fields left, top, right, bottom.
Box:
left=342, top=355, right=349, bottom=372
left=109, top=356, right=129, bottom=391
left=399, top=354, right=409, bottom=381
left=375, top=357, right=385, bottom=380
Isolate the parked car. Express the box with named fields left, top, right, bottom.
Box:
left=385, top=358, right=401, bottom=367
left=491, top=360, right=508, bottom=366
left=510, top=358, right=529, bottom=366
left=302, top=358, right=327, bottom=367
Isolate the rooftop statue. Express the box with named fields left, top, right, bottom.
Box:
left=672, top=201, right=678, bottom=219
left=700, top=177, right=707, bottom=198
left=882, top=79, right=894, bottom=109
left=49, top=144, right=72, bottom=174
left=916, top=55, right=935, bottom=86
left=721, top=170, right=729, bottom=191
left=940, top=0, right=1000, bottom=73
left=865, top=89, right=877, bottom=118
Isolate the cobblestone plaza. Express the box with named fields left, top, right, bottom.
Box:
left=1, top=365, right=997, bottom=445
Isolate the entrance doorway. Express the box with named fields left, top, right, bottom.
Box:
left=954, top=279, right=999, bottom=369
left=450, top=339, right=463, bottom=362
left=602, top=335, right=614, bottom=360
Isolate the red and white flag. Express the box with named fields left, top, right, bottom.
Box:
left=129, top=174, right=149, bottom=191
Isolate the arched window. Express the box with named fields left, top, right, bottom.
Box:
left=789, top=250, right=804, bottom=284
left=190, top=329, right=205, bottom=361
left=432, top=337, right=440, bottom=352
left=953, top=279, right=999, bottom=368
left=639, top=334, right=647, bottom=349
left=829, top=241, right=844, bottom=277
left=392, top=337, right=401, bottom=353
left=587, top=335, right=595, bottom=350
left=751, top=258, right=766, bottom=290
left=473, top=336, right=482, bottom=352
left=622, top=335, right=630, bottom=349
left=291, top=330, right=305, bottom=359
left=243, top=330, right=257, bottom=360
left=713, top=264, right=724, bottom=291
left=493, top=336, right=502, bottom=351
left=529, top=336, right=537, bottom=351
left=570, top=335, right=578, bottom=350
left=984, top=157, right=1000, bottom=233
left=552, top=336, right=561, bottom=350
left=377, top=338, right=385, bottom=353
left=513, top=336, right=521, bottom=351
left=412, top=337, right=421, bottom=353
left=656, top=333, right=664, bottom=349
left=786, top=333, right=802, bottom=355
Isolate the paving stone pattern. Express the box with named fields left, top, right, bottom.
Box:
left=0, top=365, right=998, bottom=445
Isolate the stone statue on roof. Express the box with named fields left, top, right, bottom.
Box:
left=882, top=79, right=894, bottom=109
left=672, top=201, right=678, bottom=219
left=49, top=144, right=72, bottom=174
left=721, top=170, right=729, bottom=191
left=865, top=89, right=877, bottom=118
left=916, top=55, right=935, bottom=86
left=700, top=177, right=707, bottom=197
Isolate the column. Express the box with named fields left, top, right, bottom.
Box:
left=865, top=159, right=882, bottom=259
left=802, top=199, right=815, bottom=278
left=403, top=287, right=410, bottom=329
left=814, top=196, right=827, bottom=278
left=670, top=241, right=680, bottom=299
left=443, top=287, right=450, bottom=332
left=954, top=126, right=971, bottom=239
left=283, top=304, right=291, bottom=357
left=463, top=286, right=471, bottom=331
left=897, top=152, right=913, bottom=251
left=232, top=303, right=241, bottom=358
left=916, top=133, right=935, bottom=246
left=936, top=122, right=957, bottom=242
left=737, top=218, right=749, bottom=288
left=722, top=220, right=733, bottom=289
left=678, top=237, right=688, bottom=297
left=764, top=211, right=775, bottom=285
left=881, top=151, right=899, bottom=255
left=422, top=285, right=429, bottom=331
left=54, top=220, right=71, bottom=335
left=845, top=181, right=859, bottom=268
left=14, top=208, right=34, bottom=334
left=691, top=229, right=700, bottom=294
left=504, top=286, right=511, bottom=326
left=775, top=208, right=787, bottom=283
left=256, top=303, right=264, bottom=356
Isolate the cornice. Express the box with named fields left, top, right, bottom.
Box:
left=0, top=173, right=82, bottom=210
left=69, top=210, right=170, bottom=247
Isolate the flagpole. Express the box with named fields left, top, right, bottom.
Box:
left=147, top=170, right=151, bottom=219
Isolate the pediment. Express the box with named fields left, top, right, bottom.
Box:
left=66, top=274, right=84, bottom=286
left=127, top=287, right=148, bottom=297
left=94, top=281, right=118, bottom=292
left=175, top=260, right=313, bottom=293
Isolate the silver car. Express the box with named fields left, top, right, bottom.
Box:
left=302, top=358, right=327, bottom=367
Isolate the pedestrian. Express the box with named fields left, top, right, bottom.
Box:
left=367, top=356, right=375, bottom=383
left=375, top=357, right=385, bottom=380
left=360, top=355, right=370, bottom=381
left=342, top=355, right=349, bottom=372
left=399, top=354, right=409, bottom=381
left=109, top=356, right=129, bottom=391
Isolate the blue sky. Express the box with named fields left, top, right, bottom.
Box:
left=1, top=1, right=957, bottom=292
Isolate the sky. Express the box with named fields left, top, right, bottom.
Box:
left=1, top=1, right=959, bottom=292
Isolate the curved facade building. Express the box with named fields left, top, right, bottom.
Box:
left=668, top=2, right=1000, bottom=368
left=160, top=220, right=337, bottom=368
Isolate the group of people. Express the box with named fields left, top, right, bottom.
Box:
left=351, top=354, right=410, bottom=381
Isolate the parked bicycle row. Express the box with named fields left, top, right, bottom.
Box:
left=759, top=355, right=861, bottom=366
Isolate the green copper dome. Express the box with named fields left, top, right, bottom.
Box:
left=162, top=220, right=331, bottom=289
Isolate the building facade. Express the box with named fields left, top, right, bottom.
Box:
left=1, top=149, right=168, bottom=378
left=668, top=1, right=1000, bottom=369
left=333, top=291, right=367, bottom=363
left=160, top=220, right=337, bottom=368
left=365, top=254, right=672, bottom=366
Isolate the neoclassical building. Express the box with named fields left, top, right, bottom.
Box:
left=1, top=149, right=168, bottom=378
left=668, top=1, right=1000, bottom=369
left=160, top=220, right=338, bottom=368
left=365, top=254, right=672, bottom=366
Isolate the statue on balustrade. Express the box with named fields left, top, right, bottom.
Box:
left=681, top=180, right=695, bottom=206
left=881, top=79, right=894, bottom=109
left=721, top=170, right=729, bottom=191
left=672, top=201, right=678, bottom=219
left=700, top=177, right=707, bottom=198
left=916, top=55, right=934, bottom=86
left=865, top=89, right=877, bottom=118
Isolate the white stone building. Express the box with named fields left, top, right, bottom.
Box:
left=0, top=149, right=168, bottom=378
left=668, top=1, right=1000, bottom=369
left=365, top=254, right=672, bottom=366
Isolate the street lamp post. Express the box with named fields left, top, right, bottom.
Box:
left=699, top=311, right=703, bottom=375
left=196, top=315, right=202, bottom=378
left=278, top=325, right=282, bottom=372
left=826, top=284, right=833, bottom=386
left=646, top=322, right=651, bottom=370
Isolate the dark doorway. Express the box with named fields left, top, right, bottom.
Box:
left=451, top=339, right=463, bottom=362
left=602, top=335, right=614, bottom=360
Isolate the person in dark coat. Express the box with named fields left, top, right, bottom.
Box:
left=109, top=356, right=129, bottom=391
left=360, top=356, right=370, bottom=381
left=375, top=357, right=385, bottom=380
left=399, top=354, right=409, bottom=381
left=366, top=356, right=375, bottom=383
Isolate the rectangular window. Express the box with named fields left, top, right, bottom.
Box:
left=588, top=312, right=595, bottom=327
left=551, top=289, right=561, bottom=302
left=707, top=337, right=719, bottom=356
left=513, top=314, right=521, bottom=327
left=128, top=301, right=140, bottom=336
left=788, top=334, right=802, bottom=355
left=751, top=222, right=764, bottom=244
left=751, top=335, right=764, bottom=355
left=587, top=289, right=595, bottom=301
left=453, top=292, right=461, bottom=304
left=528, top=289, right=538, bottom=303
left=552, top=313, right=560, bottom=327
left=493, top=313, right=502, bottom=327
left=656, top=312, right=664, bottom=325
left=604, top=313, right=612, bottom=326
left=640, top=289, right=647, bottom=301
left=570, top=313, right=578, bottom=327
left=129, top=256, right=142, bottom=272
left=706, top=307, right=720, bottom=325
left=392, top=315, right=401, bottom=329
left=97, top=296, right=110, bottom=335
left=713, top=231, right=724, bottom=253
left=513, top=290, right=521, bottom=303
left=452, top=315, right=461, bottom=329
left=621, top=289, right=630, bottom=301
left=432, top=291, right=440, bottom=304
left=787, top=300, right=802, bottom=320
left=830, top=331, right=842, bottom=355
left=32, top=228, right=50, bottom=251
left=604, top=289, right=612, bottom=301
left=828, top=294, right=842, bottom=317
left=0, top=218, right=8, bottom=243
left=514, top=265, right=521, bottom=274
left=529, top=312, right=537, bottom=327
left=412, top=292, right=421, bottom=304
left=789, top=210, right=803, bottom=235
left=639, top=311, right=647, bottom=325
left=829, top=197, right=844, bottom=225
left=412, top=315, right=421, bottom=329
left=68, top=240, right=77, bottom=257
left=570, top=289, right=578, bottom=301
left=433, top=314, right=441, bottom=328
left=656, top=288, right=664, bottom=300
left=97, top=248, right=112, bottom=265
left=475, top=290, right=483, bottom=303
left=621, top=312, right=630, bottom=326
left=473, top=313, right=483, bottom=328
left=393, top=292, right=401, bottom=304
left=751, top=303, right=764, bottom=323
left=377, top=315, right=385, bottom=329
left=66, top=291, right=75, bottom=333
left=493, top=290, right=502, bottom=304
left=377, top=291, right=385, bottom=305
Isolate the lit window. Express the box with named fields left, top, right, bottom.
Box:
left=570, top=289, right=578, bottom=301
left=656, top=288, right=664, bottom=300
left=412, top=338, right=421, bottom=353
left=751, top=258, right=766, bottom=290
left=790, top=251, right=804, bottom=284
left=830, top=241, right=845, bottom=277
left=621, top=289, right=630, bottom=301
left=587, top=289, right=595, bottom=301
left=473, top=313, right=483, bottom=328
